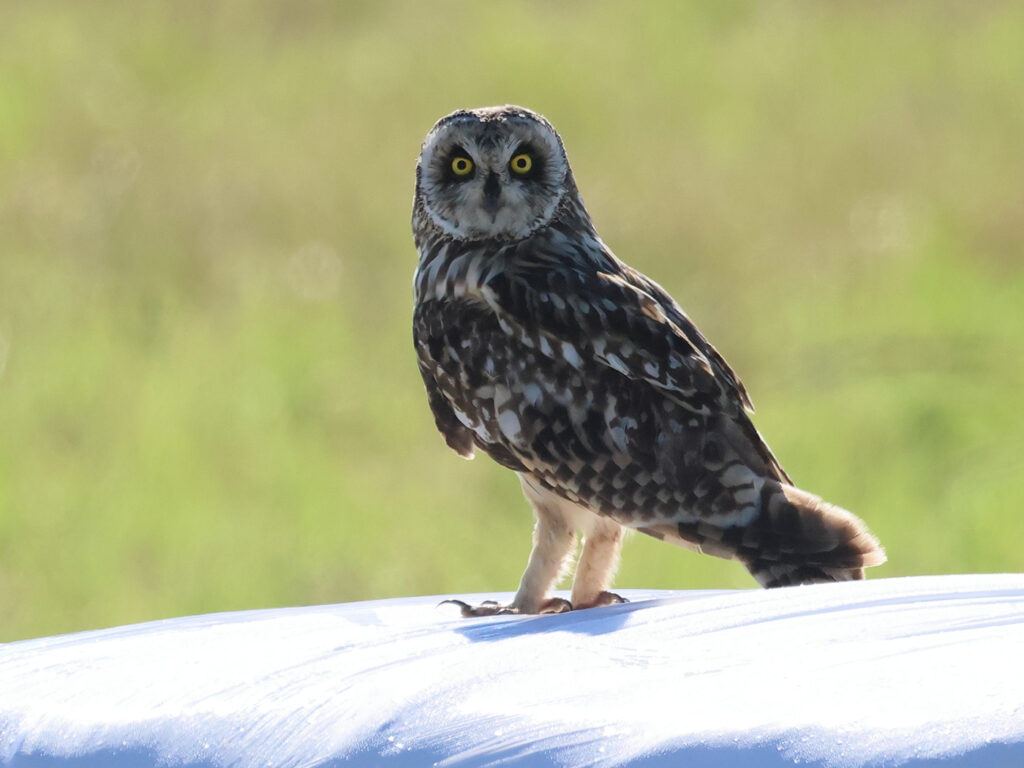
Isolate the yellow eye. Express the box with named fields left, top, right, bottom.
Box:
left=451, top=156, right=474, bottom=176
left=510, top=153, right=533, bottom=174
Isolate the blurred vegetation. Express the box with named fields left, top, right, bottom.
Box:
left=1, top=1, right=1022, bottom=642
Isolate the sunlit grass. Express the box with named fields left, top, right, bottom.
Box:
left=1, top=1, right=1022, bottom=641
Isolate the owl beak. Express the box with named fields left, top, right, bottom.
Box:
left=482, top=172, right=502, bottom=216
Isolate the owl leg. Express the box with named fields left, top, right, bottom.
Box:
left=442, top=475, right=578, bottom=617
left=508, top=476, right=580, bottom=614
left=571, top=514, right=628, bottom=609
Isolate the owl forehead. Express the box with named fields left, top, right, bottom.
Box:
left=446, top=125, right=520, bottom=166
left=420, top=108, right=565, bottom=171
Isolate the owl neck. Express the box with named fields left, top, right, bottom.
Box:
left=413, top=196, right=612, bottom=306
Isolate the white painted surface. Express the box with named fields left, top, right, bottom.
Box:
left=2, top=574, right=1023, bottom=767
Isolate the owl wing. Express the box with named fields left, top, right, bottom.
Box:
left=416, top=354, right=476, bottom=460
left=415, top=295, right=532, bottom=473
left=479, top=261, right=792, bottom=484
left=617, top=264, right=754, bottom=413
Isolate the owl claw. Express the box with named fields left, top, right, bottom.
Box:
left=538, top=597, right=573, bottom=614
left=574, top=591, right=628, bottom=610
left=439, top=599, right=514, bottom=617
left=439, top=597, right=575, bottom=617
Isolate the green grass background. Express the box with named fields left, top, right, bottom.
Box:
left=1, top=1, right=1022, bottom=641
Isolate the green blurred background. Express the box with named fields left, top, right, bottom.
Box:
left=1, top=1, right=1022, bottom=642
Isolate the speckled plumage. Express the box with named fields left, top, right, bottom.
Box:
left=412, top=106, right=884, bottom=614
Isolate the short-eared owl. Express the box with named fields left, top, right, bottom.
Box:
left=412, top=105, right=884, bottom=615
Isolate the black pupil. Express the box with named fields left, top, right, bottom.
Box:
left=515, top=157, right=527, bottom=168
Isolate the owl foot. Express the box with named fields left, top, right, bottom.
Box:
left=439, top=599, right=510, bottom=617
left=574, top=591, right=628, bottom=610
left=537, top=597, right=574, bottom=614
left=440, top=596, right=574, bottom=617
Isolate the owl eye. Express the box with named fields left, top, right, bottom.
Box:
left=450, top=156, right=474, bottom=177
left=509, top=153, right=533, bottom=175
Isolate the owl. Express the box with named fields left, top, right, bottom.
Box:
left=412, top=105, right=885, bottom=615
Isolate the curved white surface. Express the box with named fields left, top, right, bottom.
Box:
left=1, top=574, right=1023, bottom=767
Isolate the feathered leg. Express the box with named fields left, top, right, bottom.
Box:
left=572, top=514, right=628, bottom=609
left=443, top=474, right=578, bottom=616
left=509, top=476, right=579, bottom=613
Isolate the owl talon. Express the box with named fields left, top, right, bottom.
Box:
left=575, top=591, right=628, bottom=610
left=439, top=599, right=515, bottom=617
left=538, top=597, right=573, bottom=614
left=439, top=597, right=576, bottom=617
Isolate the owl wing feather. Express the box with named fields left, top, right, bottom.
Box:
left=617, top=264, right=755, bottom=413
left=416, top=354, right=476, bottom=460
left=483, top=268, right=720, bottom=409
left=415, top=294, right=533, bottom=473
left=479, top=259, right=792, bottom=484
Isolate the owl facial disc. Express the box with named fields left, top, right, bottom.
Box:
left=415, top=105, right=570, bottom=241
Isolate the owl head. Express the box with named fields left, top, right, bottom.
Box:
left=414, top=105, right=578, bottom=242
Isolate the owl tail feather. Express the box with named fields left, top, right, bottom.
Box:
left=740, top=481, right=886, bottom=588
left=639, top=481, right=886, bottom=588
